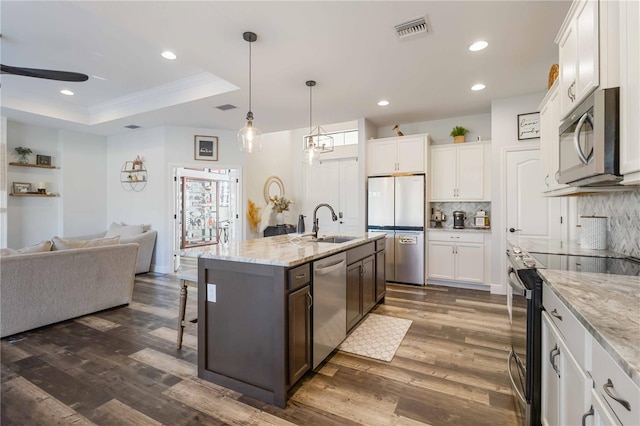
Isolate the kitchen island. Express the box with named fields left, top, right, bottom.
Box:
left=181, top=232, right=386, bottom=407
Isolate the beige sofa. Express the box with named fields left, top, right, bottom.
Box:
left=0, top=243, right=139, bottom=338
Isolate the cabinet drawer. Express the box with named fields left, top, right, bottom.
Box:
left=542, top=284, right=589, bottom=370
left=591, top=338, right=640, bottom=426
left=427, top=231, right=484, bottom=244
left=288, top=263, right=310, bottom=291
left=346, top=242, right=375, bottom=265
left=375, top=238, right=385, bottom=252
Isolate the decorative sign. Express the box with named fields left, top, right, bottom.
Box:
left=399, top=236, right=417, bottom=245
left=194, top=135, right=219, bottom=161
left=517, top=112, right=540, bottom=140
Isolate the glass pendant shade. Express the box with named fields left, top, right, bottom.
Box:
left=238, top=31, right=262, bottom=153
left=238, top=113, right=262, bottom=153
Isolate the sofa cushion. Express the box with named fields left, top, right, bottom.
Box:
left=18, top=240, right=54, bottom=253
left=105, top=222, right=144, bottom=238
left=1, top=248, right=19, bottom=256
left=52, top=236, right=121, bottom=251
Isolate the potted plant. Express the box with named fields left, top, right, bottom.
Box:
left=14, top=147, right=33, bottom=164
left=450, top=126, right=469, bottom=144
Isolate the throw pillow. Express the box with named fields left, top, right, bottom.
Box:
left=105, top=222, right=144, bottom=238
left=0, top=248, right=19, bottom=256
left=52, top=236, right=121, bottom=251
left=17, top=240, right=53, bottom=253
left=122, top=221, right=151, bottom=232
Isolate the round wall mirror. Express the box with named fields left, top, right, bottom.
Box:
left=263, top=176, right=284, bottom=203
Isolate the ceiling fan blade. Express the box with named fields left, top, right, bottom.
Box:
left=0, top=64, right=89, bottom=82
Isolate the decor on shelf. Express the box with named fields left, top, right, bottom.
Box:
left=269, top=195, right=293, bottom=226
left=237, top=31, right=262, bottom=153
left=517, top=112, right=540, bottom=140
left=392, top=124, right=404, bottom=136
left=302, top=80, right=334, bottom=165
left=12, top=182, right=31, bottom=194
left=450, top=126, right=469, bottom=144
left=133, top=155, right=145, bottom=169
left=36, top=155, right=51, bottom=166
left=120, top=160, right=147, bottom=191
left=14, top=147, right=32, bottom=164
left=548, top=63, right=559, bottom=89
left=37, top=182, right=46, bottom=194
left=194, top=135, right=218, bottom=161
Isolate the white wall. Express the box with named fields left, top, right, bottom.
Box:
left=490, top=91, right=546, bottom=294
left=377, top=113, right=492, bottom=144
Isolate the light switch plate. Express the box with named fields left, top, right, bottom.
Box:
left=207, top=283, right=216, bottom=302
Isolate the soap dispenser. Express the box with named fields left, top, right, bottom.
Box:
left=297, top=215, right=306, bottom=233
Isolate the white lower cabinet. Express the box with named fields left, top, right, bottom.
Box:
left=541, top=312, right=592, bottom=426
left=427, top=231, right=484, bottom=285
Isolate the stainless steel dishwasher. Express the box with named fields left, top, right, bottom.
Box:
left=312, top=251, right=347, bottom=369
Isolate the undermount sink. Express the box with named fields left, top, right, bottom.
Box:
left=315, top=236, right=359, bottom=243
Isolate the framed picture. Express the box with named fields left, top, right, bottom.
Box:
left=36, top=155, right=52, bottom=166
left=194, top=135, right=218, bottom=161
left=517, top=112, right=541, bottom=140
left=13, top=182, right=31, bottom=194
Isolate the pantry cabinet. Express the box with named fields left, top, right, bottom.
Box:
left=367, top=134, right=427, bottom=175
left=556, top=0, right=599, bottom=118
left=427, top=231, right=484, bottom=285
left=429, top=142, right=490, bottom=201
left=619, top=0, right=640, bottom=185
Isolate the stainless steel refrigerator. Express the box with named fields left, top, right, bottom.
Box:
left=367, top=175, right=425, bottom=285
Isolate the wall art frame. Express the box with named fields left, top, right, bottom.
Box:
left=517, top=112, right=541, bottom=140
left=194, top=135, right=219, bottom=161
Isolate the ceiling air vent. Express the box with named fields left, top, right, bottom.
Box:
left=216, top=104, right=236, bottom=111
left=395, top=16, right=431, bottom=39
left=124, top=124, right=141, bottom=129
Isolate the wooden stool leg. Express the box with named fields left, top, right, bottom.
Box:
left=177, top=280, right=188, bottom=349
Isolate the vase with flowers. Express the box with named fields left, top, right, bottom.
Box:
left=15, top=147, right=33, bottom=164
left=269, top=195, right=294, bottom=225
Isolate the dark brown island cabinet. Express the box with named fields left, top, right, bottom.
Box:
left=196, top=235, right=385, bottom=408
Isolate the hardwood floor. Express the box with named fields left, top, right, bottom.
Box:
left=1, top=274, right=521, bottom=425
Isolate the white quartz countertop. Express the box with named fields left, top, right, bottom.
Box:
left=428, top=227, right=491, bottom=233
left=539, top=269, right=640, bottom=386
left=178, top=232, right=385, bottom=267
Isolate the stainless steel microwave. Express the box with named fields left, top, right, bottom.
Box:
left=558, top=87, right=620, bottom=187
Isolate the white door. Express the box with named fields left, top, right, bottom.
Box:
left=457, top=145, right=485, bottom=200
left=338, top=158, right=360, bottom=234
left=368, top=139, right=397, bottom=175
left=455, top=243, right=484, bottom=283
left=396, top=136, right=425, bottom=173
left=506, top=149, right=562, bottom=240
left=427, top=241, right=455, bottom=280
left=305, top=161, right=341, bottom=236
left=430, top=146, right=456, bottom=200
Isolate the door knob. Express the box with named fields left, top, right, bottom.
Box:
left=509, top=228, right=522, bottom=233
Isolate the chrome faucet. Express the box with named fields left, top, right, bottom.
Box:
left=312, top=203, right=338, bottom=239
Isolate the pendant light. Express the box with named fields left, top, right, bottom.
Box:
left=238, top=31, right=262, bottom=153
left=302, top=80, right=333, bottom=165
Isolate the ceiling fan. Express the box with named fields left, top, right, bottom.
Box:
left=0, top=64, right=89, bottom=82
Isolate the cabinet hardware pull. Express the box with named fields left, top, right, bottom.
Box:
left=507, top=350, right=527, bottom=406
left=550, top=345, right=560, bottom=377
left=295, top=273, right=307, bottom=279
left=545, top=174, right=549, bottom=187
left=603, top=379, right=631, bottom=411
left=550, top=308, right=563, bottom=321
left=307, top=293, right=313, bottom=308
left=581, top=406, right=594, bottom=426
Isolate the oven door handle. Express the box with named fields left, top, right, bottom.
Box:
left=508, top=268, right=532, bottom=300
left=507, top=349, right=527, bottom=406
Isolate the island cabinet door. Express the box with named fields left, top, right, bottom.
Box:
left=288, top=285, right=311, bottom=386
left=346, top=262, right=362, bottom=332
left=375, top=249, right=386, bottom=301
left=361, top=255, right=376, bottom=313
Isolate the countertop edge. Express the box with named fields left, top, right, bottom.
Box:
left=539, top=270, right=640, bottom=387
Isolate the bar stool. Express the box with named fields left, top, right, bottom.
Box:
left=177, top=269, right=198, bottom=349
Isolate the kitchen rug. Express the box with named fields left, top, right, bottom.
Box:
left=338, top=313, right=412, bottom=362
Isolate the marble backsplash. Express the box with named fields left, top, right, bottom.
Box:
left=577, top=187, right=640, bottom=258
left=429, top=202, right=491, bottom=229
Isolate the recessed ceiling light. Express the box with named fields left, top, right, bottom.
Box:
left=471, top=83, right=486, bottom=91
left=377, top=100, right=390, bottom=106
left=60, top=89, right=74, bottom=96
left=161, top=51, right=177, bottom=60
left=469, top=41, right=488, bottom=51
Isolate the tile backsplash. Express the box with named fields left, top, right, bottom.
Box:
left=429, top=202, right=491, bottom=229
left=577, top=187, right=640, bottom=258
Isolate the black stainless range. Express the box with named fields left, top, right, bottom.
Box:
left=506, top=242, right=543, bottom=426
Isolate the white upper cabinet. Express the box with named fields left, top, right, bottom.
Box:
left=539, top=81, right=568, bottom=194
left=367, top=135, right=427, bottom=176
left=620, top=0, right=640, bottom=185
left=557, top=0, right=599, bottom=118
left=429, top=142, right=490, bottom=201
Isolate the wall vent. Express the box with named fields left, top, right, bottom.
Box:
left=395, top=16, right=431, bottom=39
left=124, top=124, right=141, bottom=129
left=216, top=104, right=236, bottom=111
